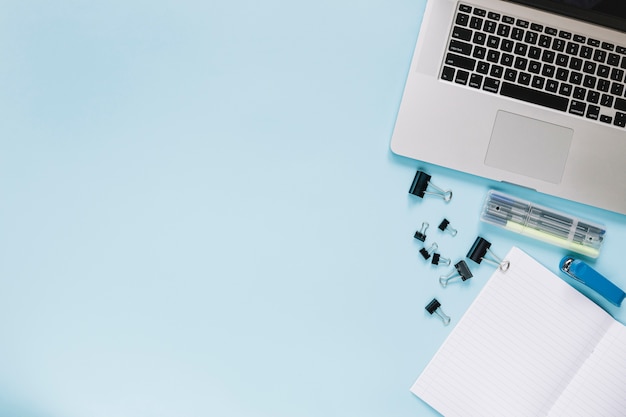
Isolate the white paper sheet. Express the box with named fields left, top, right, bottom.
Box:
left=411, top=247, right=626, bottom=417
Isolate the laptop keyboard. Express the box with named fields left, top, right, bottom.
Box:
left=442, top=3, right=626, bottom=128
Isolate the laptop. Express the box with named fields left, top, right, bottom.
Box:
left=390, top=0, right=626, bottom=215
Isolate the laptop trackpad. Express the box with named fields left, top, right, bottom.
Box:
left=485, top=111, right=573, bottom=184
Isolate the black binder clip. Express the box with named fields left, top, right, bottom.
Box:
left=438, top=218, right=458, bottom=236
left=413, top=222, right=429, bottom=242
left=409, top=170, right=452, bottom=202
left=420, top=242, right=438, bottom=260
left=439, top=260, right=473, bottom=287
left=467, top=236, right=510, bottom=271
left=431, top=253, right=451, bottom=267
left=425, top=298, right=451, bottom=325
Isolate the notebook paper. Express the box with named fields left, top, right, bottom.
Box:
left=411, top=247, right=626, bottom=417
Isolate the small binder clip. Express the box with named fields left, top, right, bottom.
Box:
left=413, top=222, right=429, bottom=242
left=439, top=260, right=473, bottom=287
left=467, top=236, right=510, bottom=271
left=420, top=242, right=438, bottom=260
left=431, top=253, right=451, bottom=267
left=560, top=257, right=626, bottom=307
left=409, top=170, right=452, bottom=202
left=425, top=298, right=451, bottom=325
left=438, top=218, right=458, bottom=236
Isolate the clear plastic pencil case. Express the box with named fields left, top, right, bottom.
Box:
left=481, top=190, right=605, bottom=258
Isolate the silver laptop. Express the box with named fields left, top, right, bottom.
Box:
left=391, top=0, right=626, bottom=215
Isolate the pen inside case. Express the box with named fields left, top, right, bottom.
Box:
left=480, top=191, right=605, bottom=258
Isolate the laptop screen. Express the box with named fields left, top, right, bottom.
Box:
left=510, top=0, right=626, bottom=32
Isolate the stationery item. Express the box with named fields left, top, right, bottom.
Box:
left=391, top=0, right=626, bottom=215
left=412, top=247, right=626, bottom=417
left=481, top=190, right=605, bottom=258
left=413, top=222, right=429, bottom=242
left=438, top=218, right=457, bottom=236
left=431, top=253, right=451, bottom=267
left=560, top=257, right=625, bottom=307
left=408, top=170, right=452, bottom=202
left=419, top=243, right=438, bottom=261
left=467, top=236, right=510, bottom=271
left=425, top=298, right=450, bottom=326
left=439, top=260, right=473, bottom=288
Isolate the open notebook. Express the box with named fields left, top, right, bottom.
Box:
left=412, top=247, right=626, bottom=417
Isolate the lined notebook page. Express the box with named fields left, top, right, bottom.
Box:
left=547, top=321, right=626, bottom=416
left=411, top=247, right=620, bottom=417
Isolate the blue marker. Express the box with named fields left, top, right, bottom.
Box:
left=560, top=257, right=625, bottom=307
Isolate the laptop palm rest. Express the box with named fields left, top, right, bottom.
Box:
left=485, top=111, right=573, bottom=184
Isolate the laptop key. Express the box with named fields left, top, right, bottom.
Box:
left=601, top=94, right=614, bottom=107
left=569, top=100, right=586, bottom=116
left=456, top=13, right=470, bottom=27
left=614, top=112, right=626, bottom=127
left=504, top=68, right=517, bottom=81
left=556, top=68, right=569, bottom=81
left=477, top=61, right=490, bottom=74
left=586, top=105, right=600, bottom=120
left=473, top=32, right=487, bottom=45
left=500, top=82, right=569, bottom=111
left=483, top=77, right=500, bottom=93
left=469, top=74, right=483, bottom=88
left=497, top=23, right=511, bottom=37
left=611, top=82, right=624, bottom=96
left=441, top=66, right=455, bottom=81
left=573, top=87, right=586, bottom=100
left=597, top=79, right=610, bottom=92
left=455, top=70, right=470, bottom=85
left=518, top=72, right=531, bottom=85
left=608, top=53, right=620, bottom=66
left=449, top=39, right=473, bottom=55
left=559, top=83, right=572, bottom=97
left=593, top=49, right=607, bottom=63
left=542, top=64, right=556, bottom=78
left=610, top=68, right=624, bottom=82
left=484, top=20, right=497, bottom=33
left=587, top=90, right=600, bottom=104
left=470, top=17, right=483, bottom=30
left=598, top=65, right=610, bottom=78
left=490, top=65, right=504, bottom=78
left=545, top=27, right=558, bottom=36
left=532, top=75, right=545, bottom=89
left=600, top=115, right=612, bottom=124
left=559, top=30, right=572, bottom=39
left=445, top=53, right=476, bottom=71
left=588, top=38, right=600, bottom=47
left=452, top=26, right=472, bottom=41
left=546, top=79, right=559, bottom=93
left=528, top=46, right=541, bottom=60
left=614, top=97, right=626, bottom=112
left=473, top=46, right=487, bottom=59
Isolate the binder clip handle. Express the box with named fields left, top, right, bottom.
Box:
left=420, top=242, right=438, bottom=260
left=414, top=222, right=429, bottom=242
left=432, top=253, right=451, bottom=267
left=438, top=218, right=458, bottom=236
left=439, top=260, right=473, bottom=287
left=467, top=236, right=510, bottom=271
left=425, top=298, right=451, bottom=325
left=409, top=170, right=452, bottom=202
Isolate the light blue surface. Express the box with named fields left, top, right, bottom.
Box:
left=1, top=1, right=625, bottom=416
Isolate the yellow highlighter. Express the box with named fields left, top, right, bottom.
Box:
left=481, top=191, right=605, bottom=258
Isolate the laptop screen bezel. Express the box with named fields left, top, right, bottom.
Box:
left=506, top=0, right=626, bottom=33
